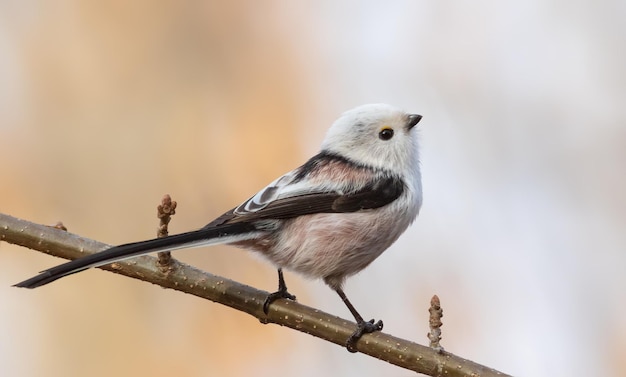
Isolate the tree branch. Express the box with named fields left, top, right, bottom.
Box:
left=2, top=212, right=510, bottom=377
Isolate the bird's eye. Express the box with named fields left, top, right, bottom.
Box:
left=378, top=127, right=394, bottom=141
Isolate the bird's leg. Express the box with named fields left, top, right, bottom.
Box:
left=263, top=268, right=297, bottom=314
left=336, top=287, right=384, bottom=353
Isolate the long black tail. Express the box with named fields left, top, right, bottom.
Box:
left=14, top=222, right=259, bottom=289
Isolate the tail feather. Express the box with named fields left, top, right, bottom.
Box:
left=14, top=222, right=259, bottom=289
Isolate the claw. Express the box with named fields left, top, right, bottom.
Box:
left=346, top=319, right=384, bottom=353
left=263, top=268, right=296, bottom=314
left=263, top=290, right=296, bottom=314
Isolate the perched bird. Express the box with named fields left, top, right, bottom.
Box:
left=15, top=103, right=423, bottom=352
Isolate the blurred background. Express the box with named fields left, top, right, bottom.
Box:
left=1, top=1, right=625, bottom=376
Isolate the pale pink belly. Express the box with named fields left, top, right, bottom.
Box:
left=264, top=210, right=407, bottom=288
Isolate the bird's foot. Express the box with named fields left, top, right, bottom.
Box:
left=263, top=289, right=296, bottom=314
left=346, top=319, right=384, bottom=353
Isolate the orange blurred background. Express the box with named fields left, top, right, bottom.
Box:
left=1, top=2, right=625, bottom=376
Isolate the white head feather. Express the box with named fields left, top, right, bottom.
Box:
left=321, top=104, right=422, bottom=177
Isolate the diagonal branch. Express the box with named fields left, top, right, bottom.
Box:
left=1, top=212, right=510, bottom=377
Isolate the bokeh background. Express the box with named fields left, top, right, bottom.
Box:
left=1, top=2, right=625, bottom=376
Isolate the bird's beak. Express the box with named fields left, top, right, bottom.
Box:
left=406, top=114, right=422, bottom=130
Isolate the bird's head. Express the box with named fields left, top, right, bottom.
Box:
left=321, top=103, right=422, bottom=175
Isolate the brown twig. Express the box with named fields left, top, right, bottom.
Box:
left=2, top=212, right=511, bottom=377
left=50, top=221, right=67, bottom=231
left=428, top=295, right=444, bottom=352
left=156, top=194, right=177, bottom=270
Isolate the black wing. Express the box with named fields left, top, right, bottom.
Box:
left=206, top=175, right=404, bottom=227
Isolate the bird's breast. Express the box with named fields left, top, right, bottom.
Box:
left=265, top=203, right=414, bottom=282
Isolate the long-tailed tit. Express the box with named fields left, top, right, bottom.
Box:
left=15, top=103, right=423, bottom=352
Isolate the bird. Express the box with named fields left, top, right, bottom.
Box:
left=14, top=103, right=423, bottom=352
